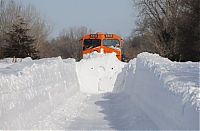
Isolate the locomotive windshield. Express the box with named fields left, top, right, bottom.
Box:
left=83, top=39, right=101, bottom=50
left=103, top=39, right=120, bottom=48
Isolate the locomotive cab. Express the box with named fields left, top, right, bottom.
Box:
left=80, top=32, right=123, bottom=60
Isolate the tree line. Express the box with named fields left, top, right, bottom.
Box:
left=124, top=0, right=200, bottom=62
left=0, top=0, right=91, bottom=60
left=0, top=0, right=199, bottom=62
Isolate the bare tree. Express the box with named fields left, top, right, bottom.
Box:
left=132, top=0, right=200, bottom=61
left=177, top=0, right=200, bottom=61
left=51, top=26, right=92, bottom=60
left=133, top=0, right=180, bottom=58
left=38, top=41, right=61, bottom=58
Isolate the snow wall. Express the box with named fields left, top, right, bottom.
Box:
left=0, top=52, right=199, bottom=130
left=119, top=52, right=199, bottom=130
left=77, top=52, right=125, bottom=93
left=0, top=57, right=79, bottom=129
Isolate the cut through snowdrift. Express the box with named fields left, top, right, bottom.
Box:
left=0, top=52, right=199, bottom=130
left=79, top=52, right=199, bottom=129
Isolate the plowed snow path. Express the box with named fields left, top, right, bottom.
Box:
left=68, top=93, right=158, bottom=130
left=68, top=94, right=111, bottom=129
left=31, top=92, right=158, bottom=130
left=29, top=92, right=89, bottom=129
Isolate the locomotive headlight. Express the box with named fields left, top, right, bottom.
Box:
left=105, top=34, right=113, bottom=38
left=100, top=48, right=104, bottom=54
left=90, top=34, right=98, bottom=38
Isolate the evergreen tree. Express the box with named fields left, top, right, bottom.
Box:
left=3, top=16, right=39, bottom=59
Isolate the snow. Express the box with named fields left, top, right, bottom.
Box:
left=77, top=52, right=126, bottom=93
left=0, top=57, right=79, bottom=129
left=136, top=53, right=200, bottom=109
left=120, top=52, right=199, bottom=129
left=68, top=93, right=158, bottom=130
left=0, top=52, right=199, bottom=130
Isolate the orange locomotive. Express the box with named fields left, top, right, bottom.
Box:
left=80, top=32, right=123, bottom=60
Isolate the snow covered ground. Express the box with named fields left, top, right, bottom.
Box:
left=0, top=52, right=199, bottom=130
left=121, top=53, right=199, bottom=129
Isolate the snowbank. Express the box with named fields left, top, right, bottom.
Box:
left=0, top=52, right=199, bottom=130
left=0, top=57, right=79, bottom=129
left=77, top=52, right=126, bottom=93
left=0, top=57, right=32, bottom=64
left=121, top=52, right=199, bottom=130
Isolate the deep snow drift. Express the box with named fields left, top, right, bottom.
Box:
left=0, top=52, right=199, bottom=130
left=0, top=57, right=79, bottom=129
left=77, top=52, right=126, bottom=93
left=121, top=53, right=199, bottom=129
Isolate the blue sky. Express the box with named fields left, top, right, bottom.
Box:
left=20, top=0, right=137, bottom=38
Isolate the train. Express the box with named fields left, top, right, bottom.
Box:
left=80, top=32, right=123, bottom=60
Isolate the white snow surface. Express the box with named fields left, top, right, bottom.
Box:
left=0, top=52, right=199, bottom=130
left=77, top=52, right=126, bottom=93
left=0, top=57, right=79, bottom=129
left=121, top=53, right=199, bottom=129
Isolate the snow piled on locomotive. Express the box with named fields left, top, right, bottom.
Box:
left=77, top=51, right=126, bottom=93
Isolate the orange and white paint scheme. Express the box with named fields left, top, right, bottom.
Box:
left=80, top=32, right=123, bottom=60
